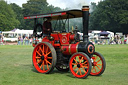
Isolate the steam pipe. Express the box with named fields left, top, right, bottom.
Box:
left=82, top=6, right=89, bottom=42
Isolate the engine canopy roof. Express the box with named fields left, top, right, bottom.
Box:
left=24, top=10, right=83, bottom=20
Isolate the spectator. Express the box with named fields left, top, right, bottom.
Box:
left=25, top=36, right=29, bottom=45
left=124, top=35, right=127, bottom=44
left=20, top=37, right=23, bottom=45
left=0, top=34, right=3, bottom=45
left=114, top=35, right=118, bottom=44
left=18, top=36, right=21, bottom=45
left=117, top=35, right=120, bottom=44
left=29, top=37, right=32, bottom=45
left=126, top=34, right=128, bottom=44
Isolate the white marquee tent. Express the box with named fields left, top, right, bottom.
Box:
left=2, top=29, right=33, bottom=41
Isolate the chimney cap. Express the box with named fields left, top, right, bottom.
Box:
left=82, top=6, right=89, bottom=8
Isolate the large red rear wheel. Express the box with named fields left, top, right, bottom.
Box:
left=69, top=52, right=92, bottom=78
left=32, top=42, right=57, bottom=74
left=90, top=52, right=106, bottom=76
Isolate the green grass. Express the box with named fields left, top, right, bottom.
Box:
left=0, top=44, right=128, bottom=85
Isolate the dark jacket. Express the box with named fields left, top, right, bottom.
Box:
left=42, top=21, right=52, bottom=34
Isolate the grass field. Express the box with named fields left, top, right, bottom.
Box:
left=0, top=44, right=128, bottom=85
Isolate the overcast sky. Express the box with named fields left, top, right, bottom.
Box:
left=7, top=0, right=101, bottom=9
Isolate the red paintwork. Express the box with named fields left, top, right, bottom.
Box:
left=61, top=43, right=79, bottom=55
left=33, top=43, right=51, bottom=73
left=24, top=12, right=67, bottom=19
left=41, top=32, right=79, bottom=55
left=87, top=44, right=94, bottom=54
left=61, top=45, right=70, bottom=55
left=90, top=52, right=104, bottom=75
left=69, top=53, right=90, bottom=78
left=58, top=33, right=70, bottom=45
left=69, top=34, right=75, bottom=41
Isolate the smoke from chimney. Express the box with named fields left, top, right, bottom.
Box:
left=62, top=0, right=94, bottom=13
left=47, top=0, right=98, bottom=12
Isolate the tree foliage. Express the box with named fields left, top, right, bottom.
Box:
left=0, top=0, right=62, bottom=31
left=0, top=0, right=20, bottom=31
left=89, top=0, right=128, bottom=34
left=0, top=0, right=127, bottom=34
left=22, top=0, right=62, bottom=30
left=10, top=3, right=25, bottom=29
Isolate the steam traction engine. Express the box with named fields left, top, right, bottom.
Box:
left=24, top=6, right=106, bottom=78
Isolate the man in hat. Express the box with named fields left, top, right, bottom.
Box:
left=42, top=17, right=52, bottom=36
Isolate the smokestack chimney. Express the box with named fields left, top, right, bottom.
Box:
left=82, top=6, right=89, bottom=42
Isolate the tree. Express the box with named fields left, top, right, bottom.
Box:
left=89, top=0, right=128, bottom=34
left=10, top=3, right=25, bottom=29
left=22, top=0, right=48, bottom=30
left=22, top=0, right=62, bottom=30
left=0, top=0, right=20, bottom=31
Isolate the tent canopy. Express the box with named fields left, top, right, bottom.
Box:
left=99, top=31, right=110, bottom=36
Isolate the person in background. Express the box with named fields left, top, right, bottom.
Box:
left=0, top=34, right=1, bottom=45
left=25, top=36, right=29, bottom=45
left=29, top=37, right=32, bottom=45
left=18, top=36, right=21, bottom=45
left=126, top=34, right=128, bottom=44
left=0, top=34, right=3, bottom=45
left=42, top=17, right=52, bottom=36
left=124, top=34, right=127, bottom=44
left=20, top=37, right=23, bottom=45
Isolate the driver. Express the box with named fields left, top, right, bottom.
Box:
left=42, top=17, right=52, bottom=36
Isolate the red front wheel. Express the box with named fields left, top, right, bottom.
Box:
left=32, top=42, right=57, bottom=74
left=90, top=52, right=106, bottom=76
left=69, top=52, right=92, bottom=78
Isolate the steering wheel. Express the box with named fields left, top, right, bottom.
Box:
left=33, top=23, right=43, bottom=38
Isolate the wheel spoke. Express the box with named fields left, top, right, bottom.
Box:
left=39, top=47, right=44, bottom=55
left=73, top=58, right=78, bottom=64
left=47, top=57, right=52, bottom=59
left=43, top=60, right=45, bottom=71
left=94, top=66, right=97, bottom=73
left=36, top=51, right=42, bottom=56
left=91, top=67, right=94, bottom=72
left=80, top=57, right=83, bottom=63
left=97, top=59, right=101, bottom=63
left=82, top=67, right=86, bottom=73
left=78, top=56, right=80, bottom=63
left=94, top=56, right=97, bottom=62
left=72, top=63, right=77, bottom=65
left=36, top=56, right=41, bottom=59
left=97, top=64, right=102, bottom=66
left=37, top=59, right=42, bottom=64
left=82, top=61, right=87, bottom=64
left=45, top=59, right=51, bottom=65
left=46, top=60, right=49, bottom=70
left=46, top=51, right=51, bottom=56
left=82, top=65, right=88, bottom=68
left=73, top=66, right=77, bottom=70
left=83, top=64, right=88, bottom=66
left=96, top=65, right=101, bottom=70
left=79, top=68, right=82, bottom=75
left=40, top=63, right=43, bottom=68
left=76, top=69, right=79, bottom=74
